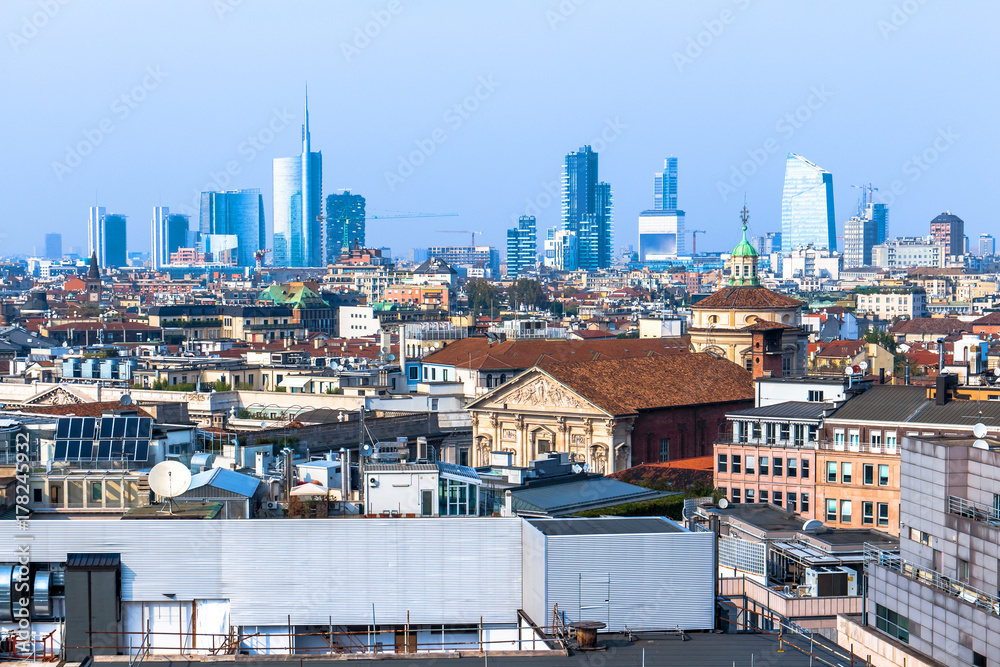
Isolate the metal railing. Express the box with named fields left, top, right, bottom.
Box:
left=819, top=440, right=898, bottom=455
left=865, top=543, right=1000, bottom=616
left=948, top=495, right=1000, bottom=527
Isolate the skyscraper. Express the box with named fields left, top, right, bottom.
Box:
left=929, top=211, right=965, bottom=256
left=843, top=214, right=876, bottom=268
left=780, top=154, right=836, bottom=251
left=979, top=233, right=995, bottom=257
left=151, top=207, right=192, bottom=270
left=639, top=157, right=685, bottom=261
left=88, top=207, right=127, bottom=268
left=325, top=191, right=366, bottom=262
left=199, top=189, right=265, bottom=267
left=44, top=233, right=61, bottom=260
left=273, top=90, right=323, bottom=267
left=653, top=157, right=678, bottom=210
left=562, top=146, right=612, bottom=270
left=506, top=215, right=537, bottom=277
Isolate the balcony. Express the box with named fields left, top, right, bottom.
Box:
left=865, top=544, right=1000, bottom=616
left=719, top=576, right=864, bottom=619
left=948, top=495, right=1000, bottom=527
left=819, top=440, right=898, bottom=455
left=714, top=435, right=816, bottom=449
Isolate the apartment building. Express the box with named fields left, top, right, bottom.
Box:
left=854, top=288, right=927, bottom=319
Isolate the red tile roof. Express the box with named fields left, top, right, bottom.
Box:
left=692, top=286, right=803, bottom=310
left=19, top=401, right=152, bottom=418
left=890, top=318, right=969, bottom=336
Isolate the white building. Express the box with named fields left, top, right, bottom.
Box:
left=872, top=237, right=948, bottom=269
left=781, top=245, right=842, bottom=281
left=338, top=305, right=380, bottom=337
left=638, top=210, right=686, bottom=260
left=854, top=289, right=927, bottom=320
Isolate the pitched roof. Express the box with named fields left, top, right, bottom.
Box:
left=889, top=318, right=970, bottom=336
left=742, top=320, right=795, bottom=331
left=186, top=468, right=262, bottom=497
left=18, top=401, right=153, bottom=418
left=691, top=286, right=802, bottom=310
left=973, top=312, right=1000, bottom=326
left=541, top=353, right=754, bottom=415
left=813, top=340, right=865, bottom=359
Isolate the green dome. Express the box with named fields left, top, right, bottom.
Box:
left=731, top=236, right=758, bottom=258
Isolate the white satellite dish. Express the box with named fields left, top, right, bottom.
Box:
left=802, top=519, right=824, bottom=532
left=148, top=461, right=192, bottom=498
left=974, top=422, right=988, bottom=439
left=717, top=498, right=730, bottom=509
left=120, top=394, right=133, bottom=407
left=974, top=439, right=990, bottom=450
left=859, top=361, right=869, bottom=371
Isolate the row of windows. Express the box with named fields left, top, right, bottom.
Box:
left=718, top=454, right=808, bottom=478
left=826, top=461, right=890, bottom=486
left=825, top=499, right=891, bottom=526
left=718, top=487, right=808, bottom=513
left=875, top=604, right=909, bottom=644
left=734, top=422, right=817, bottom=445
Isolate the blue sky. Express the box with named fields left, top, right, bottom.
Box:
left=3, top=0, right=997, bottom=258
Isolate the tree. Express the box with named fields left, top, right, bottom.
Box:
left=508, top=278, right=548, bottom=311
left=863, top=327, right=897, bottom=354
left=465, top=279, right=501, bottom=314
left=549, top=301, right=564, bottom=317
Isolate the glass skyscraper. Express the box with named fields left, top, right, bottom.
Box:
left=506, top=215, right=536, bottom=277
left=562, top=145, right=612, bottom=270
left=274, top=91, right=323, bottom=267
left=152, top=206, right=192, bottom=269
left=653, top=157, right=678, bottom=210
left=639, top=157, right=685, bottom=261
left=325, top=190, right=366, bottom=262
left=780, top=153, right=836, bottom=252
left=199, top=189, right=265, bottom=267
left=88, top=206, right=127, bottom=268
left=44, top=233, right=61, bottom=260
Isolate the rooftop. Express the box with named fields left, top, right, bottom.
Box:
left=527, top=516, right=683, bottom=536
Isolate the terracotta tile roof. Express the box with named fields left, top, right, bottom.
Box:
left=973, top=312, right=1000, bottom=325
left=19, top=401, right=153, bottom=418
left=889, top=318, right=970, bottom=336
left=814, top=340, right=865, bottom=358
left=741, top=321, right=795, bottom=331
left=422, top=336, right=691, bottom=371
left=542, top=353, right=753, bottom=415
left=692, top=286, right=803, bottom=310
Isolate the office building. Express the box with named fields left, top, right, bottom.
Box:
left=88, top=207, right=127, bottom=268
left=843, top=215, right=876, bottom=268
left=653, top=157, right=678, bottom=210
left=750, top=232, right=782, bottom=256
left=151, top=207, right=191, bottom=270
left=871, top=202, right=889, bottom=245
left=872, top=238, right=948, bottom=269
left=426, top=246, right=500, bottom=278
left=980, top=233, right=995, bottom=257
left=639, top=158, right=686, bottom=261
left=562, top=145, right=612, bottom=270
left=544, top=228, right=577, bottom=271
left=505, top=215, right=536, bottom=277
left=780, top=153, right=836, bottom=252
left=273, top=92, right=323, bottom=267
left=929, top=211, right=965, bottom=256
left=325, top=190, right=366, bottom=262
left=199, top=189, right=265, bottom=267
left=44, top=233, right=61, bottom=260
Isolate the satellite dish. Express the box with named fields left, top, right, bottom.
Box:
left=974, top=439, right=990, bottom=450
left=802, top=519, right=824, bottom=532
left=361, top=443, right=375, bottom=458
left=859, top=361, right=869, bottom=371
left=148, top=461, right=191, bottom=498
left=844, top=366, right=854, bottom=376
left=381, top=347, right=389, bottom=354
left=974, top=422, right=988, bottom=439
left=120, top=394, right=133, bottom=407
left=717, top=498, right=730, bottom=509
left=388, top=354, right=396, bottom=361
left=571, top=464, right=583, bottom=474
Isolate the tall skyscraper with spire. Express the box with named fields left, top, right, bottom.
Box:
left=273, top=89, right=323, bottom=267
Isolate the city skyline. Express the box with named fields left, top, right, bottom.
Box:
left=3, top=1, right=995, bottom=259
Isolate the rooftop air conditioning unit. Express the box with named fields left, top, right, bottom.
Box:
left=263, top=501, right=281, bottom=510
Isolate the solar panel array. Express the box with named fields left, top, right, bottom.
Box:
left=53, top=416, right=152, bottom=462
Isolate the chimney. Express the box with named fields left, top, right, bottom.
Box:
left=879, top=368, right=886, bottom=385
left=936, top=374, right=949, bottom=405
left=905, top=364, right=910, bottom=386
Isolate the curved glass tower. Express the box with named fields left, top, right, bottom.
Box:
left=780, top=153, right=836, bottom=252
left=273, top=91, right=323, bottom=267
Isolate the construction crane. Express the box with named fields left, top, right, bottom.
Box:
left=851, top=184, right=879, bottom=216
left=691, top=230, right=707, bottom=256
left=317, top=211, right=459, bottom=253
left=436, top=230, right=483, bottom=246
left=254, top=248, right=271, bottom=269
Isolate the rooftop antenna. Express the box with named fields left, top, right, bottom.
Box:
left=148, top=460, right=192, bottom=516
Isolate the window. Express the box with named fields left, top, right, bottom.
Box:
left=752, top=423, right=762, bottom=441
left=744, top=357, right=753, bottom=372
left=732, top=488, right=741, bottom=504
left=745, top=456, right=755, bottom=475
left=717, top=487, right=727, bottom=498
left=909, top=527, right=931, bottom=546
left=659, top=439, right=670, bottom=462
left=801, top=459, right=809, bottom=479
left=779, top=424, right=790, bottom=442
left=878, top=503, right=889, bottom=527
left=848, top=430, right=860, bottom=450
left=773, top=491, right=783, bottom=506
left=973, top=651, right=986, bottom=667
left=834, top=430, right=845, bottom=449
left=871, top=430, right=882, bottom=448
left=879, top=464, right=889, bottom=486
left=430, top=398, right=439, bottom=410
left=732, top=455, right=742, bottom=474
left=793, top=424, right=805, bottom=446
left=787, top=458, right=797, bottom=478
left=827, top=461, right=838, bottom=483
left=737, top=422, right=748, bottom=443
left=886, top=431, right=898, bottom=452
left=826, top=499, right=837, bottom=522
left=864, top=463, right=874, bottom=485
left=91, top=483, right=102, bottom=501
left=745, top=488, right=755, bottom=503
left=842, top=462, right=852, bottom=484
left=759, top=456, right=769, bottom=476
left=443, top=370, right=449, bottom=382
left=801, top=493, right=809, bottom=512
left=765, top=423, right=776, bottom=445
left=717, top=454, right=728, bottom=473
left=773, top=457, right=783, bottom=477
left=759, top=489, right=768, bottom=504
left=808, top=390, right=824, bottom=402
left=863, top=501, right=874, bottom=525
left=841, top=500, right=852, bottom=523
left=787, top=492, right=797, bottom=513
left=875, top=604, right=909, bottom=644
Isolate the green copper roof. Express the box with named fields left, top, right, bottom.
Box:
left=258, top=284, right=329, bottom=309
left=731, top=236, right=758, bottom=258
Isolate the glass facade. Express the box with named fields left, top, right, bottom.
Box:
left=199, top=189, right=265, bottom=267
left=273, top=95, right=323, bottom=267
left=102, top=214, right=128, bottom=268
left=654, top=157, right=678, bottom=210
left=506, top=215, right=536, bottom=276
left=780, top=153, right=836, bottom=252
left=562, top=145, right=612, bottom=270
left=325, top=190, right=366, bottom=262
